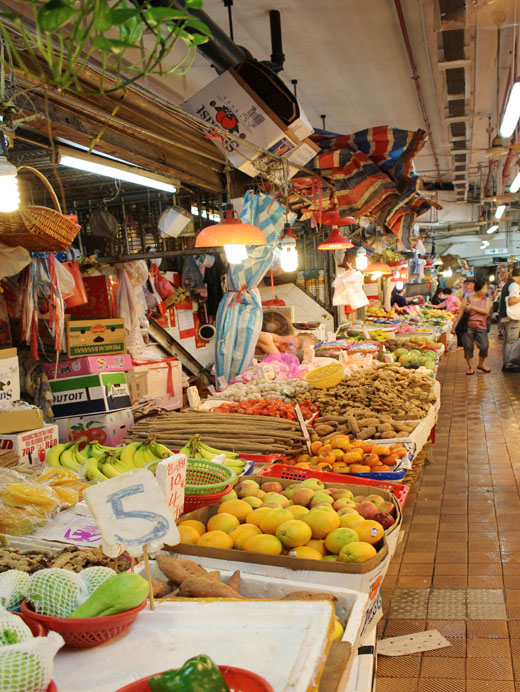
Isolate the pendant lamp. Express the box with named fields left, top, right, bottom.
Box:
left=0, top=156, right=20, bottom=213
left=195, top=203, right=266, bottom=264
left=279, top=223, right=299, bottom=272
left=318, top=226, right=354, bottom=250
left=362, top=262, right=392, bottom=276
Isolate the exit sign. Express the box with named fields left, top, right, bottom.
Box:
left=485, top=248, right=508, bottom=254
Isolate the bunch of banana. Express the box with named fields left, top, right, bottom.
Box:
left=46, top=438, right=91, bottom=472
left=85, top=436, right=174, bottom=482
left=180, top=436, right=247, bottom=475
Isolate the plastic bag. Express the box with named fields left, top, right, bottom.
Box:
left=333, top=269, right=369, bottom=309
left=0, top=242, right=31, bottom=280
left=151, top=263, right=175, bottom=299
left=54, top=260, right=75, bottom=299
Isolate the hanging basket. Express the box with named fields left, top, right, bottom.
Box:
left=0, top=167, right=80, bottom=251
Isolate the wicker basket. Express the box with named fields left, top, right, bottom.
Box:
left=0, top=166, right=80, bottom=251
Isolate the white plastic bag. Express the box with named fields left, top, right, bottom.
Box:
left=0, top=243, right=30, bottom=279
left=333, top=269, right=369, bottom=309
left=54, top=260, right=75, bottom=299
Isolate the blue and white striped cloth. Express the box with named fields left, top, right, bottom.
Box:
left=215, top=191, right=296, bottom=384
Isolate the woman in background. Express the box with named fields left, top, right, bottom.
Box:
left=452, top=279, right=491, bottom=374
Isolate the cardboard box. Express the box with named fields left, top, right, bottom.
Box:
left=66, top=275, right=119, bottom=318
left=50, top=372, right=131, bottom=417
left=56, top=408, right=134, bottom=447
left=0, top=348, right=19, bottom=402
left=171, top=475, right=400, bottom=637
left=43, top=354, right=132, bottom=380
left=182, top=69, right=316, bottom=177
left=0, top=407, right=44, bottom=434
left=66, top=318, right=126, bottom=357
left=0, top=424, right=58, bottom=467
left=126, top=359, right=182, bottom=408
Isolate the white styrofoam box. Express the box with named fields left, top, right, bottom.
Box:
left=53, top=600, right=334, bottom=692
left=346, top=627, right=377, bottom=692
left=165, top=549, right=389, bottom=640
left=145, top=557, right=368, bottom=651
left=0, top=424, right=58, bottom=467
left=0, top=348, right=19, bottom=403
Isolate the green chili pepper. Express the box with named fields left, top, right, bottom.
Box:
left=148, top=655, right=229, bottom=692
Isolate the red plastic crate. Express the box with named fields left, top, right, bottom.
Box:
left=257, top=463, right=410, bottom=508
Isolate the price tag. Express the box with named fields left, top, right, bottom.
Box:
left=84, top=469, right=180, bottom=558
left=155, top=454, right=187, bottom=519
left=187, top=386, right=201, bottom=408
left=261, top=364, right=275, bottom=380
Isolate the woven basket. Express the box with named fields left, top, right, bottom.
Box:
left=0, top=166, right=80, bottom=251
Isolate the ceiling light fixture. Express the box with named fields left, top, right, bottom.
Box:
left=442, top=268, right=453, bottom=278
left=362, top=262, right=392, bottom=276
left=0, top=157, right=20, bottom=213
left=495, top=205, right=506, bottom=219
left=500, top=80, right=520, bottom=138
left=317, top=227, right=354, bottom=250
left=58, top=146, right=178, bottom=193
left=195, top=203, right=266, bottom=265
left=480, top=240, right=490, bottom=249
left=487, top=225, right=499, bottom=234
left=279, top=224, right=298, bottom=272
left=355, top=248, right=368, bottom=270
left=510, top=171, right=520, bottom=193
left=489, top=274, right=495, bottom=282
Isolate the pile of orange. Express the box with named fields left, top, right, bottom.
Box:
left=292, top=436, right=407, bottom=474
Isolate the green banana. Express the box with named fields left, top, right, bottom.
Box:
left=223, top=458, right=246, bottom=468
left=87, top=442, right=106, bottom=460
left=46, top=443, right=69, bottom=467
left=86, top=457, right=109, bottom=481
left=150, top=441, right=174, bottom=459
left=73, top=443, right=88, bottom=465
left=100, top=462, right=120, bottom=479
left=179, top=442, right=192, bottom=457
left=132, top=444, right=149, bottom=468
left=142, top=444, right=158, bottom=464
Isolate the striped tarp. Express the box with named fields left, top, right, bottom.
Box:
left=214, top=191, right=296, bottom=384
left=309, top=127, right=438, bottom=241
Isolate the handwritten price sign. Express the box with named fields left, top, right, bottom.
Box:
left=155, top=454, right=187, bottom=519
left=84, top=469, right=180, bottom=558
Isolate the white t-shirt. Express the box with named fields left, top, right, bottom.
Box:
left=506, top=281, right=520, bottom=321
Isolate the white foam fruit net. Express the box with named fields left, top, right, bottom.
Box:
left=0, top=571, right=30, bottom=611
left=0, top=630, right=64, bottom=692
left=80, top=566, right=115, bottom=595
left=26, top=568, right=88, bottom=618
left=0, top=606, right=32, bottom=646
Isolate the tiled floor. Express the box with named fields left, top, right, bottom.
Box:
left=376, top=335, right=520, bottom=691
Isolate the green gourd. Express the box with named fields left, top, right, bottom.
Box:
left=68, top=573, right=149, bottom=618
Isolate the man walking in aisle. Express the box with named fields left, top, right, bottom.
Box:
left=502, top=266, right=520, bottom=371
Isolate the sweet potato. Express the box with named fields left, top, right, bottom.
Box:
left=358, top=426, right=377, bottom=440
left=227, top=570, right=241, bottom=593
left=156, top=555, right=207, bottom=585
left=178, top=575, right=245, bottom=599
left=314, top=424, right=335, bottom=436
left=346, top=416, right=360, bottom=434
left=281, top=591, right=338, bottom=604
left=151, top=578, right=171, bottom=598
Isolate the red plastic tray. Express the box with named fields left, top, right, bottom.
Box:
left=116, top=665, right=274, bottom=691
left=257, top=463, right=410, bottom=508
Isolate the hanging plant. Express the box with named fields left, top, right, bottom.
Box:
left=0, top=0, right=211, bottom=95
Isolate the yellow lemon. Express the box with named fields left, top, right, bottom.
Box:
left=276, top=519, right=312, bottom=548
left=339, top=514, right=366, bottom=530
left=303, top=509, right=340, bottom=539
left=218, top=499, right=252, bottom=522
left=259, top=508, right=294, bottom=535
left=324, top=527, right=359, bottom=555
left=288, top=505, right=310, bottom=520
left=178, top=520, right=206, bottom=537
left=197, top=530, right=233, bottom=549
left=245, top=507, right=272, bottom=527
left=243, top=534, right=283, bottom=555
left=288, top=546, right=323, bottom=560
left=306, top=539, right=327, bottom=556
left=333, top=619, right=344, bottom=641
left=207, top=512, right=240, bottom=534
left=230, top=524, right=261, bottom=549
left=356, top=520, right=384, bottom=545
left=178, top=525, right=200, bottom=544
left=338, top=541, right=377, bottom=563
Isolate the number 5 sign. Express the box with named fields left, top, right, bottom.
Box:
left=84, top=469, right=181, bottom=558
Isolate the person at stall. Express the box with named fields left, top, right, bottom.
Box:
left=463, top=278, right=475, bottom=298
left=501, top=266, right=520, bottom=369
left=255, top=332, right=302, bottom=355
left=432, top=288, right=461, bottom=314
left=431, top=286, right=446, bottom=305
left=452, top=279, right=492, bottom=374
left=391, top=285, right=414, bottom=308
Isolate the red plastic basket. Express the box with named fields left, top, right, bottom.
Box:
left=115, top=665, right=274, bottom=691
left=257, top=463, right=410, bottom=508
left=183, top=484, right=234, bottom=512
left=20, top=600, right=146, bottom=648
left=13, top=611, right=46, bottom=637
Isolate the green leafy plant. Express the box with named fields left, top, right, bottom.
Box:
left=0, top=0, right=211, bottom=95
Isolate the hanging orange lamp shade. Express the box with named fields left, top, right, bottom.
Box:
left=194, top=207, right=267, bottom=247
left=319, top=211, right=356, bottom=226
left=318, top=227, right=354, bottom=250
left=362, top=262, right=392, bottom=275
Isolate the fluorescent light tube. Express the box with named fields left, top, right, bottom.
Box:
left=495, top=205, right=506, bottom=219
left=487, top=225, right=499, bottom=234
left=58, top=146, right=178, bottom=193
left=0, top=157, right=19, bottom=213
left=510, top=171, right=520, bottom=193
left=500, top=81, right=520, bottom=138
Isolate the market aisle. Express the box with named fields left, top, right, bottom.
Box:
left=376, top=335, right=520, bottom=692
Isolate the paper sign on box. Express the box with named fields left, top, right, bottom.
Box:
left=0, top=348, right=19, bottom=402
left=0, top=424, right=58, bottom=467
